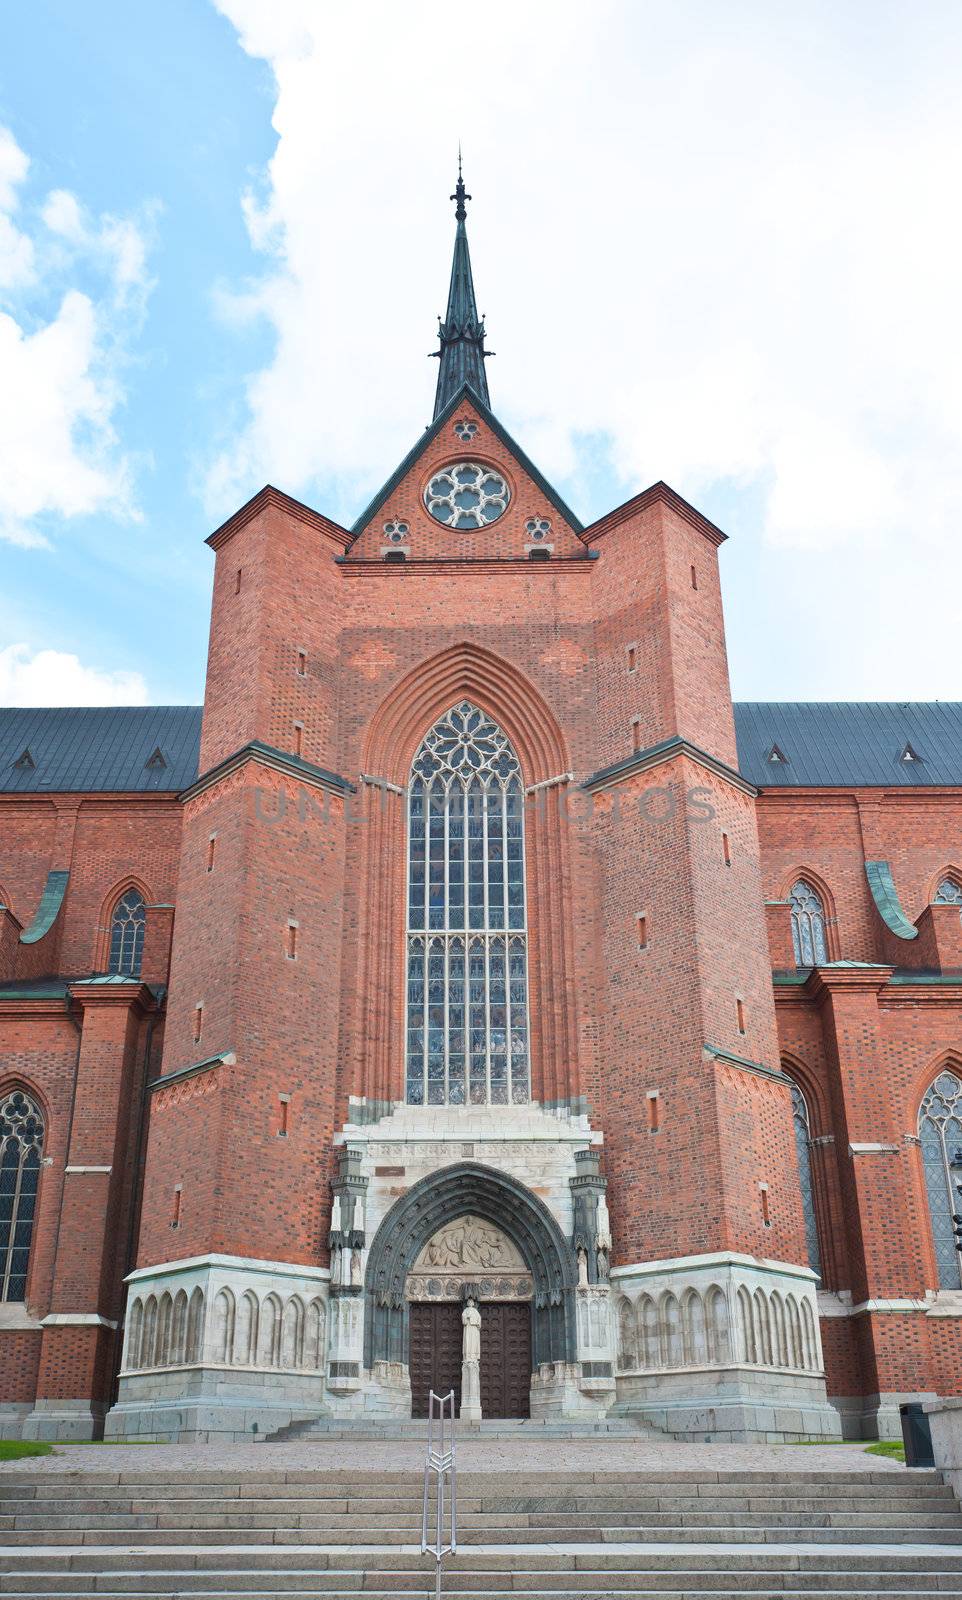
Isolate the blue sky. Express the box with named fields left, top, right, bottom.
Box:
left=2, top=1, right=961, bottom=707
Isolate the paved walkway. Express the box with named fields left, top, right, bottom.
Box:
left=0, top=1438, right=901, bottom=1474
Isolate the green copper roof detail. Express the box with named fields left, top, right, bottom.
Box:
left=431, top=162, right=491, bottom=419
left=19, top=870, right=69, bottom=946
left=865, top=859, right=918, bottom=940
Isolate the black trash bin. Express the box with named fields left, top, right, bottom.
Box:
left=899, top=1401, right=935, bottom=1467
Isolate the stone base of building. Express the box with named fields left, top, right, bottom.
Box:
left=21, top=1398, right=109, bottom=1443
left=105, top=1367, right=330, bottom=1442
left=613, top=1366, right=841, bottom=1441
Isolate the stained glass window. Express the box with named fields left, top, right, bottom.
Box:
left=109, top=889, right=146, bottom=977
left=0, top=1089, right=44, bottom=1302
left=790, top=1081, right=821, bottom=1279
left=919, top=1070, right=962, bottom=1289
left=790, top=880, right=828, bottom=967
left=406, top=702, right=529, bottom=1106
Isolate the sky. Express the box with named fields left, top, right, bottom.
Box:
left=1, top=0, right=961, bottom=708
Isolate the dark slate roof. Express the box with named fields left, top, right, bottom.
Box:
left=3, top=700, right=962, bottom=795
left=0, top=706, right=203, bottom=794
left=734, top=703, right=962, bottom=788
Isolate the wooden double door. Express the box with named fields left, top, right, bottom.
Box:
left=409, top=1301, right=531, bottom=1419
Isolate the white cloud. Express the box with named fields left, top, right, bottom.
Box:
left=0, top=126, right=153, bottom=546
left=208, top=0, right=962, bottom=693
left=0, top=643, right=148, bottom=706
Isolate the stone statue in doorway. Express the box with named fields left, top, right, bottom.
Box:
left=577, top=1247, right=589, bottom=1289
left=460, top=1297, right=482, bottom=1421
left=461, top=1297, right=481, bottom=1362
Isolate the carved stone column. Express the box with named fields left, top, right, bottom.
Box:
left=327, top=1146, right=369, bottom=1391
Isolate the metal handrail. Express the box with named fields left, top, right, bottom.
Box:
left=421, top=1389, right=457, bottom=1600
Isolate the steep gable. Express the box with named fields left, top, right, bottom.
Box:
left=347, top=385, right=587, bottom=563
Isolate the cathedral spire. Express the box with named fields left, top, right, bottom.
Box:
left=431, top=157, right=491, bottom=419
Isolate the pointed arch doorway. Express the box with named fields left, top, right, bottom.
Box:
left=364, top=1162, right=576, bottom=1420
left=407, top=1216, right=533, bottom=1418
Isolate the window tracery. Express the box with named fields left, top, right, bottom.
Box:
left=406, top=702, right=528, bottom=1106
left=919, top=1070, right=962, bottom=1289
left=789, top=880, right=828, bottom=967
left=0, top=1088, right=44, bottom=1302
left=109, top=888, right=146, bottom=977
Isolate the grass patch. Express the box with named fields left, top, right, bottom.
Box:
left=865, top=1440, right=906, bottom=1461
left=0, top=1440, right=53, bottom=1460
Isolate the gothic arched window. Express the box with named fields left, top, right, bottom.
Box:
left=789, top=1081, right=822, bottom=1279
left=789, top=880, right=828, bottom=967
left=919, top=1070, right=962, bottom=1289
left=934, top=877, right=962, bottom=915
left=0, top=1088, right=44, bottom=1302
left=108, top=889, right=146, bottom=977
left=406, top=702, right=528, bottom=1107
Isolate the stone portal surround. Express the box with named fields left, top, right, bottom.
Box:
left=331, top=1099, right=618, bottom=1421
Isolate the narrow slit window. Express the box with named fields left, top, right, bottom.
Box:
left=722, top=832, right=731, bottom=866
left=760, top=1185, right=771, bottom=1227
left=235, top=568, right=242, bottom=594
left=278, top=1095, right=290, bottom=1138
left=206, top=835, right=216, bottom=874
left=171, top=1186, right=182, bottom=1230
left=286, top=922, right=298, bottom=961
left=627, top=645, right=637, bottom=673
left=293, top=722, right=304, bottom=758
left=647, top=1091, right=660, bottom=1133
left=296, top=650, right=307, bottom=677
left=193, top=1004, right=203, bottom=1045
left=631, top=719, right=642, bottom=753
left=690, top=564, right=698, bottom=590
left=637, top=913, right=648, bottom=950
left=736, top=998, right=746, bottom=1035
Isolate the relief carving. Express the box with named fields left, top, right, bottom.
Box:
left=414, top=1215, right=524, bottom=1273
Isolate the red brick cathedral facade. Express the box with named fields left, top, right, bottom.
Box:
left=2, top=177, right=962, bottom=1443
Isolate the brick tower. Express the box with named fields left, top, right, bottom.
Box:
left=102, top=167, right=835, bottom=1442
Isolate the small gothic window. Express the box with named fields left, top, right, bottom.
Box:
left=935, top=877, right=962, bottom=914
left=789, top=880, right=828, bottom=967
left=525, top=517, right=551, bottom=540
left=0, top=1088, right=44, bottom=1302
left=790, top=1082, right=821, bottom=1279
left=919, top=1070, right=962, bottom=1289
left=109, top=889, right=146, bottom=977
left=453, top=418, right=478, bottom=442
left=383, top=519, right=409, bottom=543
left=406, top=702, right=529, bottom=1107
left=424, top=463, right=510, bottom=529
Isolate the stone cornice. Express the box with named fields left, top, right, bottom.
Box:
left=582, top=735, right=755, bottom=797
left=206, top=484, right=351, bottom=553
left=337, top=555, right=596, bottom=573
left=180, top=739, right=354, bottom=804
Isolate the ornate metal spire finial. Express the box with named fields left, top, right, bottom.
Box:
left=431, top=155, right=490, bottom=418
left=451, top=147, right=470, bottom=222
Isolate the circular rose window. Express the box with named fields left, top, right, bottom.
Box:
left=424, top=462, right=510, bottom=529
